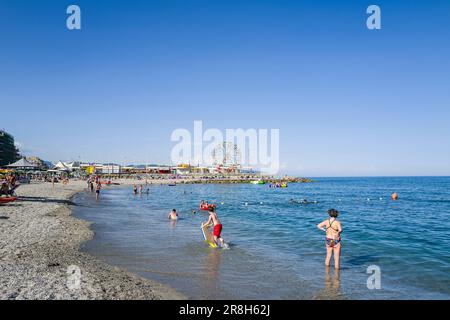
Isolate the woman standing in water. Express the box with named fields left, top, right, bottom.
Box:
left=317, top=209, right=342, bottom=269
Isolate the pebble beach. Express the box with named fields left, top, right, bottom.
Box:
left=0, top=180, right=185, bottom=300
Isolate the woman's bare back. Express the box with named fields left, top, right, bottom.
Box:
left=324, top=218, right=341, bottom=239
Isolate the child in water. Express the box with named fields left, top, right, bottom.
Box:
left=203, top=205, right=225, bottom=247
left=317, top=209, right=342, bottom=269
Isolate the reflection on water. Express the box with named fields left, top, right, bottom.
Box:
left=73, top=177, right=450, bottom=299
left=314, top=267, right=343, bottom=300
left=168, top=219, right=177, bottom=228
left=202, top=250, right=222, bottom=298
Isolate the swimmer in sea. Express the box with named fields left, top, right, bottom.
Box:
left=391, top=192, right=398, bottom=200
left=132, top=184, right=137, bottom=195
left=168, top=209, right=178, bottom=220
left=290, top=198, right=317, bottom=204
left=317, top=209, right=342, bottom=269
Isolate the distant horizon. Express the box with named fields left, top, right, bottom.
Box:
left=7, top=134, right=450, bottom=177
left=6, top=143, right=450, bottom=177
left=7, top=153, right=450, bottom=178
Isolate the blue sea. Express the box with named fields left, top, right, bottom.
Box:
left=72, top=177, right=450, bottom=299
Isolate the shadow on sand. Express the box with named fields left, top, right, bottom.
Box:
left=17, top=196, right=77, bottom=206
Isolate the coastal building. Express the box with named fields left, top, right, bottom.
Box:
left=102, top=164, right=121, bottom=174
left=174, top=163, right=191, bottom=175
left=157, top=166, right=173, bottom=174
left=213, top=164, right=241, bottom=174
left=122, top=165, right=146, bottom=174
left=0, top=129, right=21, bottom=167
left=53, top=161, right=82, bottom=172
left=212, top=142, right=242, bottom=167
left=241, top=167, right=258, bottom=174
left=53, top=161, right=70, bottom=172
left=145, top=164, right=160, bottom=174
left=92, top=163, right=105, bottom=173
left=79, top=163, right=92, bottom=172
left=190, top=166, right=211, bottom=174
left=145, top=165, right=173, bottom=174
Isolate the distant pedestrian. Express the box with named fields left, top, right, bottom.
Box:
left=95, top=182, right=101, bottom=200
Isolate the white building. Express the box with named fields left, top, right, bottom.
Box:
left=102, top=164, right=121, bottom=174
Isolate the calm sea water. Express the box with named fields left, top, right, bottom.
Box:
left=72, top=177, right=450, bottom=299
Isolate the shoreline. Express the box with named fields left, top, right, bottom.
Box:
left=0, top=180, right=185, bottom=300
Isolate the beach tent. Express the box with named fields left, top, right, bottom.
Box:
left=53, top=161, right=71, bottom=172
left=6, top=157, right=39, bottom=170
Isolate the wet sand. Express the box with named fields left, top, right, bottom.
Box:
left=0, top=180, right=185, bottom=300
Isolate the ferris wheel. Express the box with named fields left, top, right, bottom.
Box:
left=211, top=142, right=242, bottom=166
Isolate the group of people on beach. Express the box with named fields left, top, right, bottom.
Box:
left=93, top=180, right=400, bottom=269
left=90, top=180, right=401, bottom=269
left=168, top=200, right=342, bottom=265
left=0, top=173, right=19, bottom=197
left=132, top=184, right=150, bottom=195
left=269, top=182, right=288, bottom=188
left=87, top=176, right=102, bottom=200
left=168, top=199, right=344, bottom=268
left=168, top=201, right=225, bottom=248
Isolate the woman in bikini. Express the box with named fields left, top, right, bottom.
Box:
left=317, top=209, right=342, bottom=269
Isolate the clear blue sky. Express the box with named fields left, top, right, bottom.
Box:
left=1, top=0, right=449, bottom=176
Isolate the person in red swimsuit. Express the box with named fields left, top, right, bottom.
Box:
left=204, top=206, right=225, bottom=247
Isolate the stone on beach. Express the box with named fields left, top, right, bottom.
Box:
left=0, top=180, right=184, bottom=300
